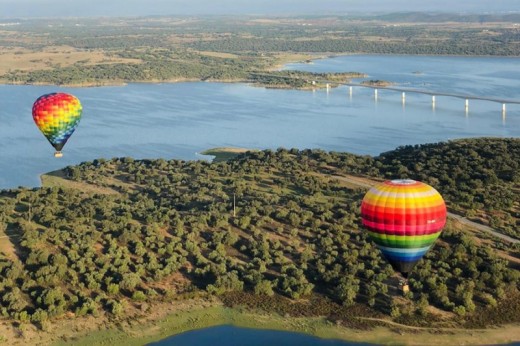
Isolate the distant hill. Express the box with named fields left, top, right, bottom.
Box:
left=361, top=12, right=520, bottom=23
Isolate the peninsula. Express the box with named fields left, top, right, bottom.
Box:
left=0, top=138, right=519, bottom=345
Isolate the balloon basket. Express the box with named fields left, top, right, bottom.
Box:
left=398, top=279, right=410, bottom=294
left=54, top=151, right=63, bottom=158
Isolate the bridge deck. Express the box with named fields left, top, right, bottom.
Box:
left=344, top=83, right=520, bottom=105
left=248, top=73, right=520, bottom=105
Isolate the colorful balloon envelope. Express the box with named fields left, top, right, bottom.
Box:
left=360, top=179, right=447, bottom=276
left=32, top=92, right=82, bottom=157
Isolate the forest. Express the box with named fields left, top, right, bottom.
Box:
left=372, top=138, right=520, bottom=240
left=0, top=138, right=518, bottom=334
left=1, top=15, right=519, bottom=85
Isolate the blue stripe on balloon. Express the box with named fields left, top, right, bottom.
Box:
left=379, top=246, right=430, bottom=262
left=382, top=252, right=425, bottom=262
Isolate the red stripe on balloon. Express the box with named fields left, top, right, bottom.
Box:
left=362, top=219, right=445, bottom=235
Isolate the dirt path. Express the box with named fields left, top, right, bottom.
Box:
left=357, top=316, right=482, bottom=332
left=329, top=174, right=519, bottom=244
left=447, top=212, right=518, bottom=244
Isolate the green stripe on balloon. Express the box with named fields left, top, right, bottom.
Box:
left=367, top=231, right=441, bottom=248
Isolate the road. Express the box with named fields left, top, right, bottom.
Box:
left=345, top=83, right=520, bottom=105
left=248, top=73, right=520, bottom=105
left=329, top=174, right=519, bottom=244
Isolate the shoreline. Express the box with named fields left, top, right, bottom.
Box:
left=199, top=147, right=256, bottom=162
left=29, top=300, right=518, bottom=346
left=0, top=52, right=362, bottom=89
left=3, top=53, right=518, bottom=89
left=0, top=77, right=233, bottom=88
left=1, top=296, right=513, bottom=346
left=0, top=76, right=344, bottom=90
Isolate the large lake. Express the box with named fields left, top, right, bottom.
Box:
left=1, top=55, right=519, bottom=189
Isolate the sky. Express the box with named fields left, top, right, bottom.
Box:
left=0, top=0, right=518, bottom=18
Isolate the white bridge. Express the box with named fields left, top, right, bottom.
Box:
left=343, top=82, right=519, bottom=115
left=250, top=73, right=520, bottom=116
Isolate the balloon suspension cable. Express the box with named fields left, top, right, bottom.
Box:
left=54, top=151, right=63, bottom=158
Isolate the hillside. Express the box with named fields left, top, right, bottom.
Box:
left=0, top=138, right=519, bottom=344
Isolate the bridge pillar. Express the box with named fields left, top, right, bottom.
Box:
left=432, top=95, right=436, bottom=109
left=502, top=103, right=506, bottom=113
left=402, top=92, right=406, bottom=105
left=374, top=88, right=378, bottom=100
left=465, top=99, right=469, bottom=110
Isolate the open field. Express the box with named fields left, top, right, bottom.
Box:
left=0, top=230, right=18, bottom=262
left=41, top=169, right=120, bottom=195
left=195, top=51, right=240, bottom=59
left=0, top=46, right=141, bottom=76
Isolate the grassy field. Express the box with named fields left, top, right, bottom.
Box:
left=0, top=45, right=141, bottom=76
left=200, top=147, right=256, bottom=162
left=41, top=170, right=119, bottom=195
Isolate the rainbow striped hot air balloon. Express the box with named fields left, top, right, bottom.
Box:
left=360, top=179, right=447, bottom=277
left=32, top=92, right=82, bottom=157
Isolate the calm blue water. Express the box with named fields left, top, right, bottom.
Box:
left=148, top=325, right=369, bottom=346
left=284, top=55, right=520, bottom=98
left=1, top=55, right=519, bottom=189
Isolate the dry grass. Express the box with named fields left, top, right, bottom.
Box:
left=205, top=147, right=251, bottom=154
left=1, top=298, right=517, bottom=346
left=0, top=220, right=21, bottom=263
left=0, top=299, right=218, bottom=346
left=200, top=147, right=255, bottom=162
left=0, top=45, right=141, bottom=75
left=266, top=52, right=319, bottom=71
left=197, top=51, right=239, bottom=59
left=0, top=234, right=17, bottom=262
left=41, top=170, right=120, bottom=195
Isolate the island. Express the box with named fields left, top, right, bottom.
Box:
left=0, top=138, right=519, bottom=345
left=361, top=80, right=394, bottom=87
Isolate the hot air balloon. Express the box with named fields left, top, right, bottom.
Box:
left=32, top=92, right=82, bottom=157
left=360, top=179, right=446, bottom=292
